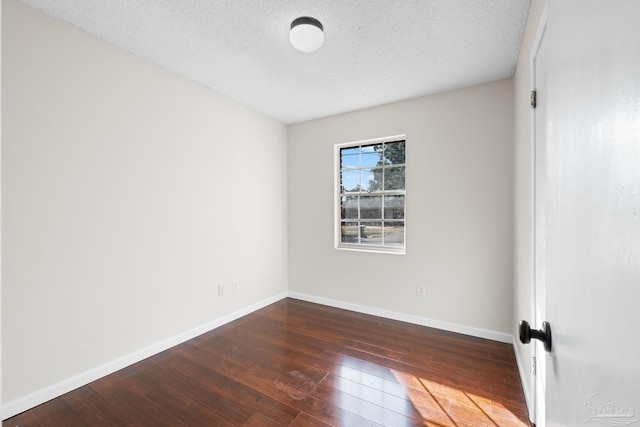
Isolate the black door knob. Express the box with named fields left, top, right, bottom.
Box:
left=519, top=320, right=552, bottom=352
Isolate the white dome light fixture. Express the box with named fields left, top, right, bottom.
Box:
left=290, top=17, right=324, bottom=53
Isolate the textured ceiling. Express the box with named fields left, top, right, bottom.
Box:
left=18, top=0, right=531, bottom=124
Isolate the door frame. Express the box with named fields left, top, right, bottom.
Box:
left=529, top=6, right=548, bottom=426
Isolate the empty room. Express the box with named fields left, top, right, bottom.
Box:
left=2, top=0, right=639, bottom=426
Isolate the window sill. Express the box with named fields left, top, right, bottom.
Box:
left=335, top=244, right=406, bottom=255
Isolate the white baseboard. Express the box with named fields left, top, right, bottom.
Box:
left=287, top=291, right=512, bottom=343
left=2, top=292, right=288, bottom=420
left=512, top=340, right=535, bottom=423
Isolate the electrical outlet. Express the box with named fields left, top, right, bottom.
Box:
left=218, top=284, right=225, bottom=296
left=417, top=284, right=426, bottom=297
left=531, top=356, right=537, bottom=375
left=232, top=280, right=239, bottom=293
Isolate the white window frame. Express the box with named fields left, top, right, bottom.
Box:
left=334, top=135, right=406, bottom=255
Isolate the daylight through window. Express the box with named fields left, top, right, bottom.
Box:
left=337, top=137, right=406, bottom=253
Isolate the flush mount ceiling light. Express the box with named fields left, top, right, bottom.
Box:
left=290, top=16, right=324, bottom=53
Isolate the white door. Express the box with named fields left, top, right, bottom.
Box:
left=541, top=1, right=640, bottom=426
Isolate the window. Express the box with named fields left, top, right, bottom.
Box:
left=335, top=136, right=406, bottom=254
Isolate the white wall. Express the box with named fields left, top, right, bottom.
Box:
left=512, top=0, right=546, bottom=412
left=2, top=0, right=287, bottom=414
left=288, top=79, right=514, bottom=337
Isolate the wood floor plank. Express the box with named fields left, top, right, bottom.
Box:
left=29, top=397, right=88, bottom=427
left=289, top=412, right=334, bottom=427
left=1, top=410, right=41, bottom=427
left=241, top=413, right=282, bottom=427
left=143, top=354, right=258, bottom=425
left=3, top=298, right=531, bottom=427
left=118, top=369, right=236, bottom=426
left=317, top=374, right=423, bottom=421
left=61, top=385, right=135, bottom=426
left=176, top=334, right=380, bottom=427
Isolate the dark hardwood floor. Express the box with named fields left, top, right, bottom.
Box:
left=4, top=298, right=531, bottom=426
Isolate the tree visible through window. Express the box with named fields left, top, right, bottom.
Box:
left=337, top=138, right=405, bottom=252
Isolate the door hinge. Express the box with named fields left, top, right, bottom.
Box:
left=531, top=356, right=537, bottom=375
left=531, top=90, right=537, bottom=109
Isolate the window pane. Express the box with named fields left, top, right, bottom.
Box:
left=384, top=141, right=405, bottom=165
left=341, top=222, right=359, bottom=244
left=360, top=196, right=382, bottom=219
left=366, top=168, right=384, bottom=192
left=341, top=169, right=361, bottom=192
left=340, top=147, right=360, bottom=169
left=361, top=144, right=382, bottom=168
left=341, top=196, right=358, bottom=219
left=384, top=195, right=405, bottom=219
left=361, top=221, right=382, bottom=244
left=384, top=222, right=405, bottom=246
left=384, top=166, right=405, bottom=191
left=361, top=168, right=376, bottom=192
